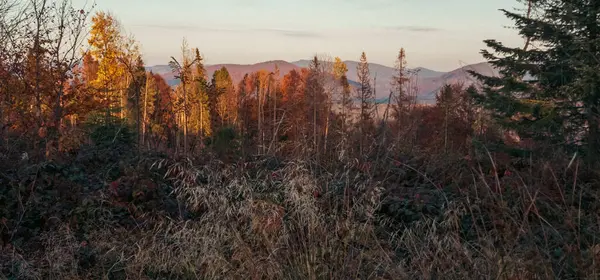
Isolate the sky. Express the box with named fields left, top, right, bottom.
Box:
left=75, top=0, right=525, bottom=71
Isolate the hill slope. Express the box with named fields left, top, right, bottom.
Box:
left=292, top=59, right=448, bottom=100
left=148, top=60, right=496, bottom=103
left=147, top=60, right=300, bottom=87
left=206, top=60, right=299, bottom=84
left=291, top=60, right=444, bottom=80
left=417, top=62, right=499, bottom=102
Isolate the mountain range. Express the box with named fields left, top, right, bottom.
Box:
left=146, top=60, right=499, bottom=104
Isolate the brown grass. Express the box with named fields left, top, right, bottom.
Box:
left=1, top=149, right=599, bottom=279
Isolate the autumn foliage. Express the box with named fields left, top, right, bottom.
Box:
left=1, top=2, right=599, bottom=280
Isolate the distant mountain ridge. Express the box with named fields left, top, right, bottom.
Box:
left=417, top=62, right=499, bottom=102
left=146, top=60, right=298, bottom=87
left=147, top=60, right=496, bottom=103
left=291, top=59, right=445, bottom=79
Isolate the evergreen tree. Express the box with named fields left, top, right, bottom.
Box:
left=357, top=52, right=374, bottom=123
left=391, top=48, right=409, bottom=122
left=237, top=74, right=250, bottom=139
left=209, top=67, right=236, bottom=132
left=125, top=55, right=146, bottom=144
left=192, top=48, right=211, bottom=137
left=470, top=0, right=600, bottom=163
left=142, top=71, right=157, bottom=144
left=356, top=52, right=374, bottom=154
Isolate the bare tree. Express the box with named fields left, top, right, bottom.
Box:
left=256, top=74, right=263, bottom=153
left=306, top=56, right=325, bottom=154
left=272, top=65, right=279, bottom=150
left=25, top=0, right=92, bottom=157
left=316, top=53, right=335, bottom=154
left=169, top=38, right=199, bottom=156
left=0, top=0, right=25, bottom=135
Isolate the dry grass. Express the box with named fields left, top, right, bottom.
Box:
left=2, top=150, right=599, bottom=280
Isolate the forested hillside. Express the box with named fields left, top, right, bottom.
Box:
left=1, top=0, right=599, bottom=279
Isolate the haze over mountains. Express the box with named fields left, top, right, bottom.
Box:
left=147, top=60, right=498, bottom=104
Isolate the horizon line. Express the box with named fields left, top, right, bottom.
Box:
left=144, top=58, right=489, bottom=72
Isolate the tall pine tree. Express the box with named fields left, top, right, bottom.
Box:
left=211, top=67, right=235, bottom=128
left=392, top=48, right=409, bottom=123
left=192, top=48, right=211, bottom=138
left=470, top=0, right=600, bottom=163
left=356, top=52, right=374, bottom=154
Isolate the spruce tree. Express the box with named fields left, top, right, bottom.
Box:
left=470, top=0, right=600, bottom=163
left=356, top=52, right=374, bottom=155
left=193, top=48, right=211, bottom=137
left=210, top=67, right=235, bottom=128
left=392, top=48, right=409, bottom=122
left=356, top=52, right=374, bottom=124
left=142, top=71, right=157, bottom=145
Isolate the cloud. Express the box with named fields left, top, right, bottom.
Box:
left=131, top=24, right=235, bottom=32
left=344, top=0, right=403, bottom=11
left=384, top=25, right=441, bottom=32
left=254, top=28, right=321, bottom=38
left=133, top=24, right=321, bottom=38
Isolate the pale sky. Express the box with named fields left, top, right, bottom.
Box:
left=75, top=0, right=525, bottom=71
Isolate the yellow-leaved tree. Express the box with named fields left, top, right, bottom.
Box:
left=88, top=11, right=125, bottom=122
left=333, top=57, right=352, bottom=157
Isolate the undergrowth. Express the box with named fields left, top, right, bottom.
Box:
left=1, top=126, right=599, bottom=280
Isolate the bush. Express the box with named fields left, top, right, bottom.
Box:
left=2, top=117, right=600, bottom=279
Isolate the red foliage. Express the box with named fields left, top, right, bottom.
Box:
left=410, top=86, right=477, bottom=154
left=281, top=69, right=305, bottom=103
left=153, top=74, right=175, bottom=127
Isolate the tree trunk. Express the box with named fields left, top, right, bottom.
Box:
left=121, top=75, right=128, bottom=119
left=34, top=32, right=43, bottom=158
left=587, top=86, right=600, bottom=166
left=256, top=83, right=261, bottom=153
left=586, top=0, right=600, bottom=167
left=273, top=80, right=277, bottom=153
left=324, top=85, right=330, bottom=155
left=200, top=97, right=204, bottom=140
left=136, top=79, right=141, bottom=152
left=183, top=83, right=188, bottom=155
left=142, top=73, right=149, bottom=146
left=105, top=85, right=111, bottom=124
left=47, top=86, right=64, bottom=159
left=313, top=85, right=317, bottom=153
